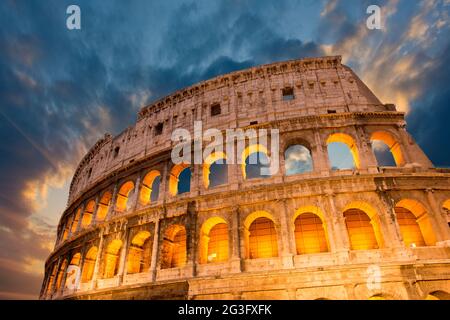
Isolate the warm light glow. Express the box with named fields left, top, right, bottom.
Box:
left=139, top=170, right=161, bottom=205
left=55, top=259, right=68, bottom=291
left=199, top=217, right=229, bottom=264
left=70, top=208, right=81, bottom=233
left=326, top=133, right=360, bottom=169
left=81, top=200, right=95, bottom=228
left=294, top=213, right=329, bottom=254
left=395, top=206, right=426, bottom=247
left=81, top=246, right=98, bottom=283
left=370, top=131, right=405, bottom=166
left=115, top=181, right=134, bottom=212
left=203, top=152, right=227, bottom=188
left=96, top=191, right=112, bottom=221
left=161, top=225, right=187, bottom=269
left=169, top=163, right=190, bottom=196
left=103, top=239, right=122, bottom=278
left=344, top=209, right=379, bottom=250
left=248, top=217, right=278, bottom=259
left=126, top=231, right=152, bottom=274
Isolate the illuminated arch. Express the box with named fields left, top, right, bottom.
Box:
left=81, top=246, right=98, bottom=283
left=116, top=181, right=135, bottom=212
left=46, top=264, right=58, bottom=295
left=169, top=163, right=191, bottom=196
left=426, top=291, right=450, bottom=300
left=55, top=259, right=68, bottom=292
left=370, top=131, right=405, bottom=166
left=326, top=133, right=360, bottom=169
left=395, top=199, right=436, bottom=246
left=203, top=152, right=228, bottom=188
left=199, top=217, right=229, bottom=264
left=126, top=231, right=152, bottom=274
left=293, top=206, right=329, bottom=254
left=244, top=211, right=278, bottom=259
left=96, top=191, right=112, bottom=222
left=342, top=201, right=382, bottom=250
left=443, top=199, right=450, bottom=225
left=103, top=239, right=122, bottom=278
left=161, top=225, right=187, bottom=269
left=241, top=144, right=270, bottom=179
left=284, top=145, right=313, bottom=176
left=81, top=200, right=95, bottom=228
left=70, top=208, right=81, bottom=233
left=139, top=170, right=161, bottom=205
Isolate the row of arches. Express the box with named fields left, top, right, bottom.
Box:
left=60, top=130, right=408, bottom=242
left=48, top=197, right=442, bottom=298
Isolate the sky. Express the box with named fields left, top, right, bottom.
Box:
left=0, top=0, right=449, bottom=299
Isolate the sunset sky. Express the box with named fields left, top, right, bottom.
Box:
left=0, top=0, right=449, bottom=299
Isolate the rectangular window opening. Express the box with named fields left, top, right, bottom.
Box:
left=282, top=87, right=295, bottom=101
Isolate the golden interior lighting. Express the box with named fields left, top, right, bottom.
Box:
left=161, top=225, right=187, bottom=269
left=241, top=144, right=270, bottom=180
left=199, top=217, right=229, bottom=264
left=126, top=231, right=152, bottom=274
left=395, top=206, right=426, bottom=247
left=46, top=264, right=57, bottom=295
left=326, top=133, right=360, bottom=169
left=139, top=170, right=161, bottom=205
left=96, top=191, right=112, bottom=222
left=55, top=259, right=68, bottom=291
left=115, top=181, right=134, bottom=212
left=396, top=199, right=436, bottom=246
left=203, top=152, right=227, bottom=188
left=344, top=208, right=379, bottom=250
left=70, top=208, right=81, bottom=233
left=425, top=291, right=450, bottom=300
left=103, top=239, right=122, bottom=278
left=294, top=212, right=329, bottom=254
left=169, top=163, right=190, bottom=196
left=81, top=200, right=95, bottom=228
left=81, top=246, right=98, bottom=283
left=248, top=217, right=278, bottom=259
left=370, top=131, right=405, bottom=166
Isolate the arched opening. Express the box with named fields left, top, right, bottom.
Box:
left=395, top=199, right=436, bottom=246
left=81, top=246, right=98, bottom=283
left=368, top=295, right=387, bottom=300
left=139, top=170, right=161, bottom=205
left=64, top=253, right=81, bottom=289
left=103, top=239, right=122, bottom=278
left=96, top=191, right=112, bottom=222
left=426, top=291, right=450, bottom=300
left=55, top=259, right=68, bottom=292
left=343, top=203, right=381, bottom=250
left=199, top=217, right=229, bottom=264
left=294, top=210, right=329, bottom=255
left=327, top=133, right=360, bottom=170
left=71, top=208, right=81, bottom=233
left=46, top=264, right=58, bottom=295
left=116, top=181, right=135, bottom=212
left=203, top=152, right=228, bottom=188
left=244, top=212, right=278, bottom=259
left=284, top=145, right=313, bottom=176
left=169, top=164, right=191, bottom=196
left=161, top=225, right=187, bottom=269
left=370, top=131, right=404, bottom=167
left=241, top=144, right=271, bottom=180
left=443, top=199, right=450, bottom=227
left=126, top=231, right=152, bottom=274
left=81, top=200, right=95, bottom=228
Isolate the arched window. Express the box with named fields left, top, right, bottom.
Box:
left=139, top=170, right=161, bottom=205
left=426, top=291, right=450, bottom=300
left=64, top=253, right=81, bottom=289
left=395, top=199, right=436, bottom=246
left=242, top=145, right=272, bottom=179
left=126, top=231, right=152, bottom=274
left=344, top=209, right=379, bottom=250
left=55, top=259, right=68, bottom=292
left=370, top=131, right=404, bottom=167
left=96, top=191, right=112, bottom=222
left=203, top=152, right=228, bottom=188
left=442, top=199, right=450, bottom=227
left=248, top=217, right=278, bottom=259
left=161, top=225, right=187, bottom=269
left=103, top=239, right=122, bottom=278
left=327, top=133, right=360, bottom=170
left=71, top=209, right=81, bottom=233
left=81, top=246, right=98, bottom=283
left=81, top=200, right=95, bottom=228
left=116, top=181, right=135, bottom=212
left=169, top=164, right=191, bottom=196
left=199, top=217, right=229, bottom=264
left=46, top=264, right=58, bottom=295
left=284, top=145, right=313, bottom=176
left=294, top=213, right=328, bottom=254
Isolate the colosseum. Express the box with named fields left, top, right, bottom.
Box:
left=40, top=56, right=450, bottom=300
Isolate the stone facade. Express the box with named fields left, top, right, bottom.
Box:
left=40, top=56, right=450, bottom=300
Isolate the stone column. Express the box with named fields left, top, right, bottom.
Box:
left=186, top=201, right=198, bottom=277
left=357, top=126, right=378, bottom=173
left=117, top=225, right=130, bottom=284
left=75, top=202, right=86, bottom=233
left=397, top=125, right=412, bottom=164
left=49, top=256, right=63, bottom=298
left=106, top=183, right=119, bottom=220
left=230, top=206, right=242, bottom=273
left=326, top=193, right=349, bottom=264
left=279, top=200, right=294, bottom=268
left=426, top=189, right=450, bottom=244
left=160, top=160, right=169, bottom=203
left=314, top=129, right=330, bottom=176
left=75, top=244, right=88, bottom=292
left=150, top=218, right=160, bottom=281
left=131, top=175, right=141, bottom=211
left=376, top=191, right=405, bottom=249
left=90, top=229, right=105, bottom=290
left=91, top=195, right=100, bottom=226
left=318, top=196, right=337, bottom=253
